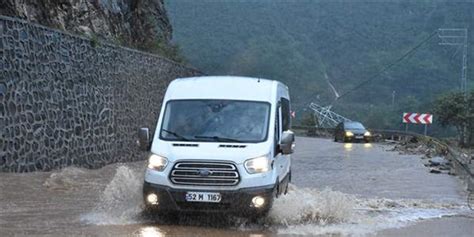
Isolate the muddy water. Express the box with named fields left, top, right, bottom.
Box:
left=0, top=137, right=472, bottom=236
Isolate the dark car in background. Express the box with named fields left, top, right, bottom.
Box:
left=334, top=121, right=372, bottom=143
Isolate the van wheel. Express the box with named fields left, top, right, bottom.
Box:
left=284, top=172, right=291, bottom=195
left=274, top=178, right=281, bottom=198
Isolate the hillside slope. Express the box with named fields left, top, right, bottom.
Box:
left=1, top=0, right=182, bottom=60
left=166, top=0, right=473, bottom=130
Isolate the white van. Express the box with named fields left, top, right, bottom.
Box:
left=137, top=76, right=294, bottom=217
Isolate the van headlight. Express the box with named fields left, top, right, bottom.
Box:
left=364, top=131, right=371, bottom=136
left=148, top=154, right=168, bottom=171
left=244, top=155, right=271, bottom=174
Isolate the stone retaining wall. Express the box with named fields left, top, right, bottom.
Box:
left=0, top=16, right=202, bottom=172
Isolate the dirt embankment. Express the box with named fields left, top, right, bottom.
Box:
left=389, top=137, right=474, bottom=186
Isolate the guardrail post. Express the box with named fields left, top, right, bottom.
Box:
left=404, top=124, right=409, bottom=141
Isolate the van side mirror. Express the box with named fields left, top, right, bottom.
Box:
left=137, top=128, right=150, bottom=151
left=280, top=130, right=295, bottom=155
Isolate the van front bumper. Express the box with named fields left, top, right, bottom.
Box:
left=143, top=181, right=276, bottom=215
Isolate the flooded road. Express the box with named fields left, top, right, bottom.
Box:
left=1, top=137, right=472, bottom=236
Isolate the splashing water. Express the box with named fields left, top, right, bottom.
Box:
left=81, top=165, right=145, bottom=225
left=268, top=185, right=355, bottom=226
left=269, top=185, right=468, bottom=236
left=78, top=165, right=468, bottom=235
left=43, top=167, right=87, bottom=191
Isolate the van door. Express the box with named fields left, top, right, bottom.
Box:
left=274, top=98, right=291, bottom=186
left=279, top=98, right=291, bottom=180
left=273, top=103, right=284, bottom=183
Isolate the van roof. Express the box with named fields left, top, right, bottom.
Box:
left=164, top=76, right=286, bottom=102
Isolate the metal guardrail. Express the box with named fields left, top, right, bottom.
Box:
left=292, top=125, right=473, bottom=191
left=431, top=139, right=474, bottom=191
left=292, top=126, right=420, bottom=140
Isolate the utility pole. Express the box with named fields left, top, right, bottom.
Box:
left=391, top=90, right=396, bottom=106
left=308, top=103, right=351, bottom=128
left=438, top=28, right=469, bottom=144
left=438, top=28, right=468, bottom=97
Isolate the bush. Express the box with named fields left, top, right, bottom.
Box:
left=433, top=90, right=474, bottom=147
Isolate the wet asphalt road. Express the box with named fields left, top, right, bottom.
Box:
left=0, top=136, right=472, bottom=236
left=293, top=138, right=464, bottom=200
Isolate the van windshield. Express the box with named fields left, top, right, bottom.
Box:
left=160, top=100, right=271, bottom=143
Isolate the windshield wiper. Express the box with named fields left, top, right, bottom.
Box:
left=162, top=129, right=189, bottom=141
left=194, top=135, right=244, bottom=143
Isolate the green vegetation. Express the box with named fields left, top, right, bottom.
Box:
left=135, top=14, right=187, bottom=63
left=108, top=34, right=186, bottom=63
left=300, top=112, right=317, bottom=127
left=166, top=0, right=473, bottom=136
left=144, top=38, right=187, bottom=64
left=433, top=91, right=474, bottom=147
left=90, top=34, right=100, bottom=48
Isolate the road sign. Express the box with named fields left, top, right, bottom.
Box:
left=402, top=113, right=433, bottom=124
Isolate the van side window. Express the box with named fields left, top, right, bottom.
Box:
left=274, top=104, right=281, bottom=156
left=281, top=98, right=291, bottom=131
left=275, top=106, right=280, bottom=141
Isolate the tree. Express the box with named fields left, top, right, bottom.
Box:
left=300, top=112, right=317, bottom=127
left=433, top=91, right=474, bottom=147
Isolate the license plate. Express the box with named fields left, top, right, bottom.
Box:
left=185, top=192, right=221, bottom=203
left=355, top=136, right=364, bottom=139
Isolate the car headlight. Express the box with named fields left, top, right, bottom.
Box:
left=345, top=131, right=354, bottom=137
left=244, top=155, right=271, bottom=174
left=148, top=154, right=168, bottom=171
left=364, top=131, right=371, bottom=136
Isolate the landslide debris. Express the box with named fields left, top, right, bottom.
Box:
left=388, top=136, right=453, bottom=174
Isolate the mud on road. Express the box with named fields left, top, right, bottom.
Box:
left=1, top=137, right=473, bottom=236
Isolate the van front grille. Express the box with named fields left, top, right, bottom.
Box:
left=169, top=162, right=240, bottom=186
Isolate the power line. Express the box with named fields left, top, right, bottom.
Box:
left=334, top=30, right=438, bottom=103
